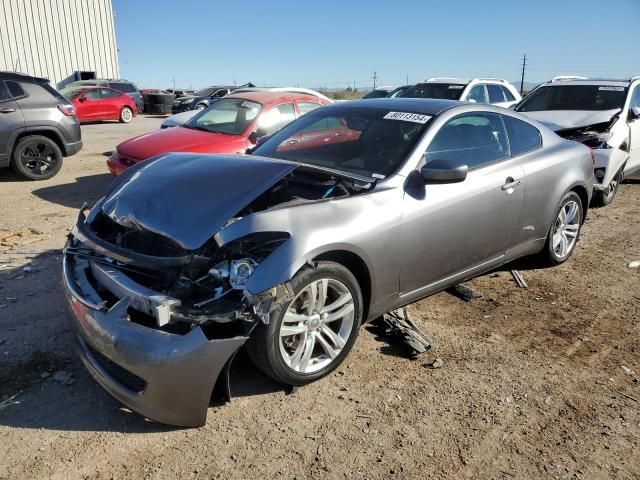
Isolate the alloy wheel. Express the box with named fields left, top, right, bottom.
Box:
left=121, top=108, right=133, bottom=122
left=552, top=200, right=580, bottom=259
left=278, top=278, right=355, bottom=374
left=603, top=171, right=621, bottom=201
left=20, top=142, right=58, bottom=177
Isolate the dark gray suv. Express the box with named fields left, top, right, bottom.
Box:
left=0, top=72, right=82, bottom=180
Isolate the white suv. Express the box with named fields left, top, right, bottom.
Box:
left=515, top=76, right=640, bottom=206
left=400, top=77, right=522, bottom=108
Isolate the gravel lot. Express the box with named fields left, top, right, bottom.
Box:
left=0, top=116, right=639, bottom=479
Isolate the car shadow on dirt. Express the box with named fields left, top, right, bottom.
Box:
left=31, top=173, right=113, bottom=209
left=0, top=250, right=286, bottom=433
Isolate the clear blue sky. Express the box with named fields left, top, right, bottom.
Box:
left=113, top=0, right=640, bottom=90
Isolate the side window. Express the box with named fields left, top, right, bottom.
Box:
left=257, top=103, right=296, bottom=136
left=487, top=84, right=506, bottom=103
left=302, top=117, right=343, bottom=131
left=212, top=89, right=227, bottom=98
left=101, top=88, right=121, bottom=98
left=501, top=86, right=516, bottom=102
left=466, top=84, right=487, bottom=104
left=5, top=81, right=26, bottom=99
left=631, top=87, right=640, bottom=109
left=425, top=113, right=509, bottom=169
left=0, top=81, right=11, bottom=101
left=298, top=101, right=323, bottom=116
left=108, top=82, right=122, bottom=91
left=503, top=115, right=542, bottom=156
left=120, top=83, right=138, bottom=94
left=84, top=89, right=101, bottom=100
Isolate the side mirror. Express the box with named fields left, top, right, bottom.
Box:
left=77, top=96, right=86, bottom=102
left=631, top=106, right=640, bottom=120
left=420, top=159, right=468, bottom=184
left=248, top=131, right=258, bottom=144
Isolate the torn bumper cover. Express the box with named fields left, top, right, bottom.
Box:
left=62, top=253, right=249, bottom=427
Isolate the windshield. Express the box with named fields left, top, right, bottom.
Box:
left=515, top=85, right=628, bottom=112
left=400, top=83, right=466, bottom=100
left=253, top=107, right=431, bottom=178
left=196, top=87, right=217, bottom=97
left=362, top=89, right=389, bottom=99
left=59, top=87, right=86, bottom=100
left=183, top=98, right=262, bottom=135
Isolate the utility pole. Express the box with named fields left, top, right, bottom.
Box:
left=406, top=74, right=409, bottom=85
left=372, top=71, right=378, bottom=89
left=520, top=54, right=527, bottom=95
left=172, top=76, right=175, bottom=90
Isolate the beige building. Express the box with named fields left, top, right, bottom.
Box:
left=0, top=0, right=119, bottom=88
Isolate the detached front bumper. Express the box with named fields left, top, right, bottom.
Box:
left=592, top=148, right=629, bottom=190
left=62, top=254, right=249, bottom=427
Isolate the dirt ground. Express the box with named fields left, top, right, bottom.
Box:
left=0, top=116, right=638, bottom=480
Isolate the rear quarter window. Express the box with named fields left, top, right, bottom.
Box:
left=487, top=84, right=506, bottom=103
left=6, top=80, right=26, bottom=99
left=503, top=115, right=542, bottom=156
left=0, top=81, right=11, bottom=101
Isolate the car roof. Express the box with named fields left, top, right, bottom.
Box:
left=225, top=90, right=329, bottom=105
left=330, top=97, right=463, bottom=115
left=0, top=71, right=48, bottom=84
left=544, top=79, right=631, bottom=87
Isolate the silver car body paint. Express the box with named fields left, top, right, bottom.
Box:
left=63, top=99, right=593, bottom=426
left=161, top=110, right=198, bottom=128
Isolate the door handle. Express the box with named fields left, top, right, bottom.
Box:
left=0, top=108, right=16, bottom=113
left=501, top=177, right=521, bottom=190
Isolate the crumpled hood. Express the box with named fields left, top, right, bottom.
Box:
left=101, top=153, right=296, bottom=250
left=522, top=109, right=620, bottom=131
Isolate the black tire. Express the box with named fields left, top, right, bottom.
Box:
left=10, top=135, right=63, bottom=180
left=144, top=93, right=174, bottom=105
left=246, top=261, right=363, bottom=385
left=591, top=168, right=622, bottom=207
left=540, top=191, right=583, bottom=266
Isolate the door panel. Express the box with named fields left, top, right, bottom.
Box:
left=399, top=159, right=525, bottom=295
left=75, top=89, right=103, bottom=121
left=627, top=87, right=640, bottom=171
left=0, top=98, right=23, bottom=158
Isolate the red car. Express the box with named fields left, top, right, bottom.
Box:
left=59, top=86, right=138, bottom=123
left=107, top=90, right=331, bottom=176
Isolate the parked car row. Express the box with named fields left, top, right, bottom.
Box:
left=64, top=77, right=611, bottom=425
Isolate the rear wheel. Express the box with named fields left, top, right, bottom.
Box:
left=246, top=262, right=362, bottom=385
left=119, top=106, right=133, bottom=123
left=592, top=168, right=622, bottom=207
left=540, top=191, right=583, bottom=265
left=10, top=135, right=63, bottom=180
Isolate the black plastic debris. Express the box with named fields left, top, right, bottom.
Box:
left=375, top=308, right=432, bottom=357
left=447, top=283, right=482, bottom=301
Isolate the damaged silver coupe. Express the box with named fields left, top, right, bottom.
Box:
left=516, top=76, right=640, bottom=206
left=63, top=99, right=593, bottom=426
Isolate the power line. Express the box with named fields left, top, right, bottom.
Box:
left=520, top=54, right=527, bottom=95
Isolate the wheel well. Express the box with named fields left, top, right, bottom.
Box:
left=13, top=130, right=64, bottom=155
left=570, top=185, right=589, bottom=221
left=314, top=250, right=371, bottom=321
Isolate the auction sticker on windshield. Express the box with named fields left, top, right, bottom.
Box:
left=383, top=112, right=432, bottom=124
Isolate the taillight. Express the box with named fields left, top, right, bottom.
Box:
left=58, top=104, right=76, bottom=116
left=588, top=148, right=595, bottom=165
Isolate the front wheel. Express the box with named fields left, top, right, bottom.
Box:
left=10, top=135, right=63, bottom=180
left=246, top=261, right=363, bottom=385
left=592, top=168, right=622, bottom=207
left=119, top=106, right=133, bottom=123
left=541, top=191, right=583, bottom=266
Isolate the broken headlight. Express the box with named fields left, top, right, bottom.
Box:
left=230, top=258, right=258, bottom=289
